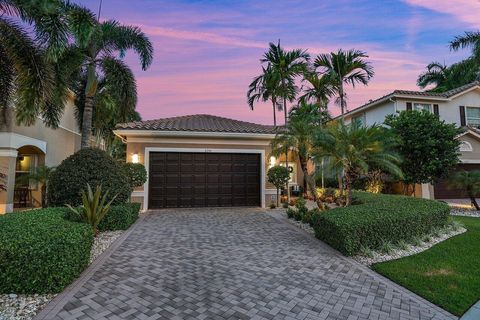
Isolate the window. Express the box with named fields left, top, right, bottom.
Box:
left=352, top=114, right=366, bottom=127
left=413, top=103, right=432, bottom=112
left=466, top=107, right=480, bottom=127
left=15, top=154, right=38, bottom=189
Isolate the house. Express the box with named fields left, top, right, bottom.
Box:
left=0, top=96, right=81, bottom=213
left=114, top=114, right=303, bottom=209
left=342, top=81, right=480, bottom=200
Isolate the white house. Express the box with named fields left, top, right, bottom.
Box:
left=342, top=81, right=480, bottom=200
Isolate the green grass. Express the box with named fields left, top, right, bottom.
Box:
left=372, top=217, right=480, bottom=316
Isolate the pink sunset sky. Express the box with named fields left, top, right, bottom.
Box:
left=80, top=0, right=479, bottom=125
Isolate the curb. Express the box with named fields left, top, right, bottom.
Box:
left=34, top=213, right=148, bottom=320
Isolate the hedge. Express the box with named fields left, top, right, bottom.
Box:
left=98, top=203, right=141, bottom=231
left=311, top=192, right=450, bottom=256
left=0, top=208, right=93, bottom=294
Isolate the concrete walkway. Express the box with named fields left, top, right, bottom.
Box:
left=36, top=208, right=456, bottom=320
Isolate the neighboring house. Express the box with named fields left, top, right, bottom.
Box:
left=342, top=81, right=480, bottom=200
left=114, top=114, right=303, bottom=209
left=0, top=95, right=81, bottom=213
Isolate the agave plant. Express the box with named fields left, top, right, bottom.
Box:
left=66, top=184, right=117, bottom=235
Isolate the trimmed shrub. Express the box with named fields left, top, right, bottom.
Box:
left=98, top=203, right=141, bottom=231
left=0, top=208, right=93, bottom=294
left=311, top=192, right=450, bottom=256
left=122, top=163, right=147, bottom=188
left=48, top=148, right=131, bottom=206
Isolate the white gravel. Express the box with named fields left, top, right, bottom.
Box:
left=450, top=207, right=480, bottom=217
left=0, top=231, right=124, bottom=320
left=353, top=227, right=467, bottom=266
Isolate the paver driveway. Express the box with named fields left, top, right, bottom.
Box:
left=37, top=208, right=455, bottom=320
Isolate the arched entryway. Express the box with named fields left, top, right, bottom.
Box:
left=13, top=145, right=46, bottom=210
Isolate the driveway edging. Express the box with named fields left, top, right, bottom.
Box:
left=267, top=210, right=458, bottom=319
left=34, top=212, right=148, bottom=320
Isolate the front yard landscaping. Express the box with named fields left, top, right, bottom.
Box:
left=373, top=216, right=480, bottom=317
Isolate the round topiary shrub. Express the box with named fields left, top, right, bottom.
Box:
left=48, top=148, right=131, bottom=206
left=121, top=163, right=147, bottom=188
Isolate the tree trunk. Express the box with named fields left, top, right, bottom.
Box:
left=276, top=188, right=279, bottom=207
left=344, top=171, right=353, bottom=206
left=299, top=157, right=308, bottom=197
left=283, top=95, right=290, bottom=202
left=337, top=171, right=344, bottom=196
left=339, top=82, right=345, bottom=119
left=470, top=193, right=480, bottom=210
left=272, top=102, right=277, bottom=126
left=81, top=95, right=94, bottom=149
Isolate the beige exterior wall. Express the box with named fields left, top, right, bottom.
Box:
left=458, top=133, right=480, bottom=162
left=121, top=134, right=302, bottom=209
left=0, top=96, right=81, bottom=213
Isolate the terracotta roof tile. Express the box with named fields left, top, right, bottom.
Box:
left=116, top=114, right=279, bottom=134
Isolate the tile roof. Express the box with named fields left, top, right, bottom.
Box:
left=115, top=114, right=279, bottom=134
left=344, top=81, right=480, bottom=117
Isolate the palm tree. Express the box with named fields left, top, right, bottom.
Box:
left=450, top=31, right=480, bottom=61
left=314, top=49, right=374, bottom=118
left=417, top=59, right=479, bottom=92
left=15, top=165, right=54, bottom=207
left=261, top=40, right=309, bottom=125
left=58, top=7, right=153, bottom=149
left=448, top=170, right=480, bottom=210
left=270, top=103, right=325, bottom=208
left=299, top=72, right=335, bottom=121
left=0, top=0, right=97, bottom=128
left=247, top=65, right=282, bottom=126
left=314, top=121, right=402, bottom=206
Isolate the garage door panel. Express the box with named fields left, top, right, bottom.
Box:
left=434, top=164, right=480, bottom=199
left=149, top=152, right=260, bottom=209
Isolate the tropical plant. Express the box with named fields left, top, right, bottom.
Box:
left=66, top=184, right=117, bottom=235
left=54, top=6, right=153, bottom=149
left=247, top=65, right=282, bottom=126
left=0, top=0, right=99, bottom=128
left=313, top=121, right=402, bottom=206
left=270, top=103, right=326, bottom=208
left=299, top=72, right=334, bottom=113
left=385, top=110, right=461, bottom=194
left=261, top=40, right=309, bottom=125
left=448, top=170, right=480, bottom=210
left=450, top=31, right=480, bottom=61
left=314, top=49, right=374, bottom=118
left=417, top=59, right=479, bottom=92
left=15, top=165, right=54, bottom=207
left=267, top=166, right=290, bottom=207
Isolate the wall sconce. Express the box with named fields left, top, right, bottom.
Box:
left=131, top=153, right=139, bottom=164
left=269, top=156, right=276, bottom=168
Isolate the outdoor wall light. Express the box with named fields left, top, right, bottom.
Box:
left=132, top=153, right=139, bottom=164
left=269, top=156, right=276, bottom=168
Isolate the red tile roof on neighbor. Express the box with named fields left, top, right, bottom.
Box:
left=115, top=114, right=279, bottom=134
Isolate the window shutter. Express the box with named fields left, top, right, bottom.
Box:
left=460, top=105, right=466, bottom=126
left=406, top=102, right=412, bottom=111
left=433, top=104, right=439, bottom=116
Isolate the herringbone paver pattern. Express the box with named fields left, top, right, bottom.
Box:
left=41, top=208, right=456, bottom=320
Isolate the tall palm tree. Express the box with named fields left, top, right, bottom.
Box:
left=314, top=121, right=402, bottom=206
left=59, top=8, right=153, bottom=149
left=417, top=62, right=448, bottom=90
left=0, top=0, right=96, bottom=128
left=299, top=72, right=335, bottom=120
left=270, top=103, right=325, bottom=208
left=247, top=65, right=282, bottom=126
left=261, top=40, right=309, bottom=125
left=314, top=49, right=374, bottom=118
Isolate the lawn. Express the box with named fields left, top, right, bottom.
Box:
left=372, top=216, right=480, bottom=316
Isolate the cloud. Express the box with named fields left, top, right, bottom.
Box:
left=403, top=0, right=480, bottom=28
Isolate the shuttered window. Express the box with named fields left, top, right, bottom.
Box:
left=466, top=107, right=480, bottom=127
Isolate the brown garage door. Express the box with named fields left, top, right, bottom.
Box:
left=148, top=152, right=261, bottom=209
left=434, top=164, right=480, bottom=199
